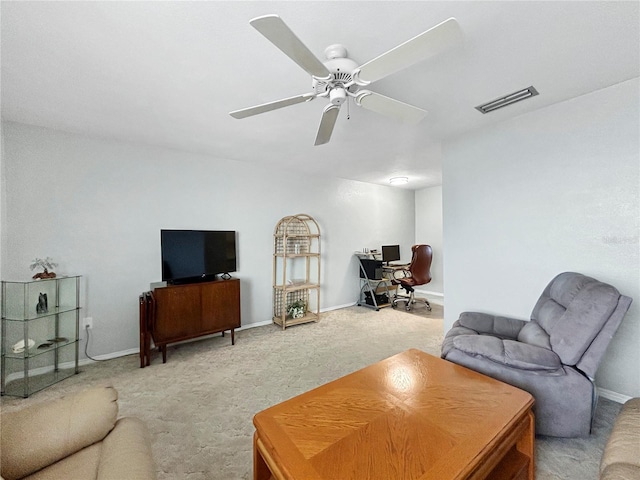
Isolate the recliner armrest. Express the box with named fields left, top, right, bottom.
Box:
left=458, top=312, right=528, bottom=340
left=452, top=335, right=564, bottom=373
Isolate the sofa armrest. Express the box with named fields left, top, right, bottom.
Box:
left=97, top=417, right=156, bottom=480
left=458, top=312, right=527, bottom=340
left=452, top=335, right=563, bottom=372
left=600, top=398, right=640, bottom=477
left=0, top=386, right=118, bottom=480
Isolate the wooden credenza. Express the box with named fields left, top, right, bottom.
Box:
left=139, top=278, right=240, bottom=367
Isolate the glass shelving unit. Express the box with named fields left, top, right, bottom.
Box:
left=1, top=276, right=81, bottom=397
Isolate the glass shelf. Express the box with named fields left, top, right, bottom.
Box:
left=4, top=339, right=79, bottom=360
left=3, top=305, right=80, bottom=322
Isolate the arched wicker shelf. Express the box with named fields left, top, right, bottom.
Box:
left=273, top=214, right=321, bottom=329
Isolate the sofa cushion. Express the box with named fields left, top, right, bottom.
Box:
left=600, top=398, right=640, bottom=475
left=0, top=386, right=118, bottom=480
left=600, top=463, right=640, bottom=480
left=22, top=444, right=102, bottom=480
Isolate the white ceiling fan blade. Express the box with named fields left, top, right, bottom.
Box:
left=355, top=18, right=462, bottom=85
left=355, top=91, right=427, bottom=123
left=314, top=104, right=340, bottom=146
left=230, top=93, right=315, bottom=119
left=250, top=14, right=331, bottom=80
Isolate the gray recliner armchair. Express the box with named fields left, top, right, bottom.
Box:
left=441, top=272, right=632, bottom=438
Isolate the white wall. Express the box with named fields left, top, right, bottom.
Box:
left=2, top=122, right=415, bottom=358
left=415, top=185, right=444, bottom=302
left=0, top=121, right=4, bottom=283
left=443, top=78, right=640, bottom=398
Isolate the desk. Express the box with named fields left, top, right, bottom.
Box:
left=383, top=265, right=409, bottom=284
left=355, top=253, right=396, bottom=310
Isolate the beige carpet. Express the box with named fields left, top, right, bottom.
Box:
left=1, top=303, right=619, bottom=479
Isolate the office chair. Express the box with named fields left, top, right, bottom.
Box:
left=391, top=244, right=432, bottom=311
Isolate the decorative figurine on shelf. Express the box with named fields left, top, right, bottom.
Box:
left=36, top=292, right=48, bottom=314
left=286, top=299, right=306, bottom=319
left=30, top=257, right=58, bottom=279
left=12, top=339, right=35, bottom=354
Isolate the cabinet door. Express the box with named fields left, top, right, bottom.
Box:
left=201, top=279, right=240, bottom=332
left=153, top=285, right=201, bottom=343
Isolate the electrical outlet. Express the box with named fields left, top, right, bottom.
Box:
left=83, top=317, right=93, bottom=329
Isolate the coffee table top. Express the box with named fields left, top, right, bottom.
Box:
left=254, top=349, right=534, bottom=480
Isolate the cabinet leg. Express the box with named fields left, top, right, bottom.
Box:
left=140, top=342, right=145, bottom=368
left=161, top=345, right=167, bottom=363
left=231, top=329, right=235, bottom=345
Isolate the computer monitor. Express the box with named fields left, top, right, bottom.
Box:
left=381, top=245, right=401, bottom=265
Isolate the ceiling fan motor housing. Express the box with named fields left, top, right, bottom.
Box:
left=312, top=49, right=360, bottom=96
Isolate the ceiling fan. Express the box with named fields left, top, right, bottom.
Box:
left=229, top=15, right=462, bottom=146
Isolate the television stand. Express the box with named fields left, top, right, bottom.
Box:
left=139, top=278, right=240, bottom=367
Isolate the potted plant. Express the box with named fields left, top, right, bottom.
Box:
left=286, top=299, right=306, bottom=319
left=30, top=257, right=58, bottom=279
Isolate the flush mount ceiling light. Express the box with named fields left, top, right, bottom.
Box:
left=475, top=86, right=539, bottom=114
left=389, top=177, right=409, bottom=185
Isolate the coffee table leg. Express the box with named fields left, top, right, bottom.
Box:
left=253, top=432, right=272, bottom=480
left=517, top=410, right=535, bottom=480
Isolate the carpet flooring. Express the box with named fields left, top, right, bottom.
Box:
left=1, top=303, right=620, bottom=479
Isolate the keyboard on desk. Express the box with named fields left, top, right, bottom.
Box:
left=383, top=263, right=409, bottom=272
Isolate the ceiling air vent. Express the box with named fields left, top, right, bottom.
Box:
left=475, top=86, right=539, bottom=114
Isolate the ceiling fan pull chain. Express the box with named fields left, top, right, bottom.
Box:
left=347, top=97, right=350, bottom=120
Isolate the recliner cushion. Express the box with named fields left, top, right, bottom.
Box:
left=517, top=321, right=552, bottom=349
left=458, top=312, right=526, bottom=340
left=532, top=273, right=621, bottom=365
left=452, top=335, right=563, bottom=372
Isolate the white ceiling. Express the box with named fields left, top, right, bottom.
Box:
left=2, top=1, right=638, bottom=190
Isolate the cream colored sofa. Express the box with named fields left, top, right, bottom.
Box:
left=0, top=385, right=156, bottom=480
left=600, top=397, right=640, bottom=480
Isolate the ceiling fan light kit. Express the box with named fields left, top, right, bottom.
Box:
left=230, top=14, right=462, bottom=145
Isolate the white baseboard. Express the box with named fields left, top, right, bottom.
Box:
left=80, top=306, right=356, bottom=364
left=237, top=319, right=272, bottom=330
left=79, top=347, right=139, bottom=365
left=322, top=302, right=358, bottom=312
left=413, top=289, right=444, bottom=306
left=598, top=387, right=632, bottom=404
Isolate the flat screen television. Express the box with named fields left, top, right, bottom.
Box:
left=381, top=245, right=401, bottom=265
left=161, top=230, right=237, bottom=284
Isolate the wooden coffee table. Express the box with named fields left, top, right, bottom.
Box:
left=253, top=349, right=534, bottom=480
